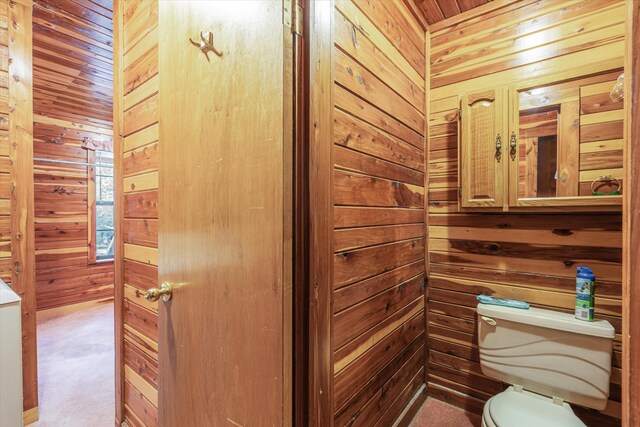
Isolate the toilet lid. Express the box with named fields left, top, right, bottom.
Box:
left=488, top=389, right=586, bottom=427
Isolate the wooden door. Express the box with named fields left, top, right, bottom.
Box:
left=459, top=88, right=508, bottom=209
left=157, top=2, right=291, bottom=426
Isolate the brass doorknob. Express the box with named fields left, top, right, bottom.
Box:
left=145, top=282, right=173, bottom=302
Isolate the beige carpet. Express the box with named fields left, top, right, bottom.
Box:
left=409, top=397, right=482, bottom=427
left=29, top=300, right=115, bottom=427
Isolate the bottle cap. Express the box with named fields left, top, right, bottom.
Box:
left=577, top=266, right=595, bottom=279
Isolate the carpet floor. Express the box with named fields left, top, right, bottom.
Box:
left=29, top=300, right=115, bottom=427
left=409, top=397, right=482, bottom=427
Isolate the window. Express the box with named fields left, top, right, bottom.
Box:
left=93, top=151, right=114, bottom=261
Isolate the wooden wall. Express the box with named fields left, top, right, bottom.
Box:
left=331, top=1, right=427, bottom=424
left=427, top=1, right=624, bottom=425
left=32, top=0, right=114, bottom=310
left=3, top=0, right=39, bottom=419
left=0, top=0, right=10, bottom=281
left=115, top=0, right=159, bottom=425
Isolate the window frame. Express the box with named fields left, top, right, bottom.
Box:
left=88, top=150, right=115, bottom=263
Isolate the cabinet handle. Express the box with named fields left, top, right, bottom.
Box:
left=509, top=131, right=517, bottom=161
left=495, top=133, right=502, bottom=162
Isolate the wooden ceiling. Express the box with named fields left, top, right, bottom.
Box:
left=32, top=0, right=113, bottom=129
left=413, top=0, right=491, bottom=25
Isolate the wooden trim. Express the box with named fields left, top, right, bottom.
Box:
left=22, top=406, right=39, bottom=425
left=33, top=114, right=113, bottom=136
left=283, top=2, right=296, bottom=425
left=308, top=0, right=334, bottom=425
left=402, top=0, right=429, bottom=32
left=113, top=0, right=125, bottom=423
left=394, top=384, right=427, bottom=427
left=8, top=0, right=38, bottom=413
left=428, top=0, right=530, bottom=33
left=82, top=138, right=114, bottom=152
left=623, top=0, right=640, bottom=425
left=294, top=0, right=309, bottom=425
left=513, top=68, right=624, bottom=94
left=513, top=195, right=623, bottom=208
left=37, top=297, right=113, bottom=315
left=423, top=30, right=431, bottom=388
left=88, top=150, right=97, bottom=263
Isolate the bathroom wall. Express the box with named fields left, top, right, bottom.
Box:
left=115, top=0, right=159, bottom=425
left=426, top=1, right=624, bottom=425
left=330, top=0, right=427, bottom=424
left=32, top=0, right=114, bottom=310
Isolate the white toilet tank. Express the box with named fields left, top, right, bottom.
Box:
left=477, top=303, right=615, bottom=411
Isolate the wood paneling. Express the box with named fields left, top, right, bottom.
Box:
left=308, top=0, right=334, bottom=425
left=6, top=0, right=39, bottom=416
left=411, top=0, right=490, bottom=25
left=0, top=1, right=10, bottom=283
left=33, top=0, right=112, bottom=127
left=328, top=1, right=427, bottom=425
left=116, top=0, right=159, bottom=425
left=427, top=1, right=624, bottom=424
left=32, top=0, right=114, bottom=311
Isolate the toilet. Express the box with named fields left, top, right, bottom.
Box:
left=477, top=303, right=615, bottom=427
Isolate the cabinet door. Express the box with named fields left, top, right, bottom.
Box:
left=460, top=88, right=508, bottom=209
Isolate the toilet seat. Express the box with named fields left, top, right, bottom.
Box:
left=482, top=387, right=586, bottom=427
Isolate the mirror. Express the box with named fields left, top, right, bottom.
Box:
left=516, top=69, right=624, bottom=200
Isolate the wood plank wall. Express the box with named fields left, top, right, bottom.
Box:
left=331, top=1, right=427, bottom=424
left=5, top=0, right=39, bottom=417
left=427, top=1, right=624, bottom=425
left=0, top=0, right=10, bottom=281
left=116, top=0, right=159, bottom=425
left=32, top=0, right=114, bottom=310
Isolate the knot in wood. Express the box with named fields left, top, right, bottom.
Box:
left=552, top=228, right=573, bottom=236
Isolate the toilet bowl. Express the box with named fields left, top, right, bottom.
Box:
left=477, top=303, right=615, bottom=426
left=480, top=386, right=585, bottom=427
